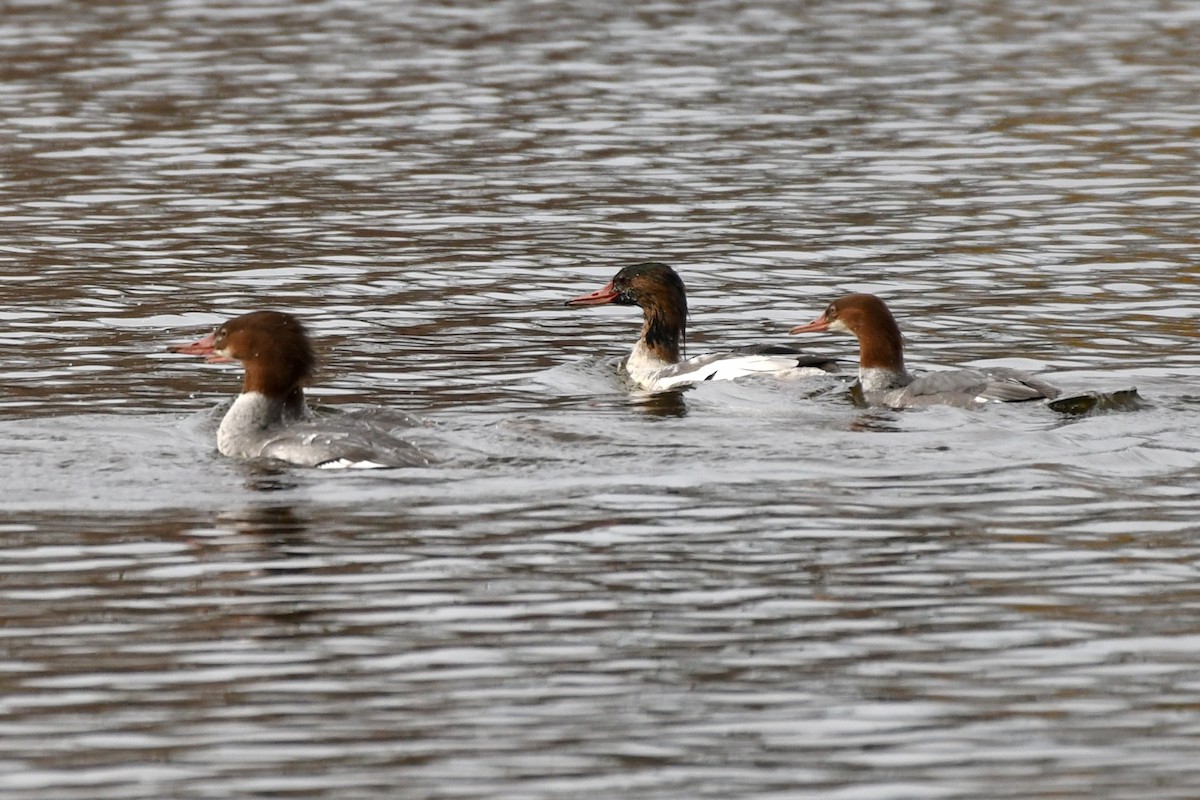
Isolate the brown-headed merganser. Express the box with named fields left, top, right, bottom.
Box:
left=790, top=293, right=1061, bottom=408
left=169, top=310, right=428, bottom=469
left=566, top=262, right=839, bottom=392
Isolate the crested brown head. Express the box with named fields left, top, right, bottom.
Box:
left=208, top=310, right=316, bottom=397
left=565, top=261, right=689, bottom=362
left=792, top=293, right=905, bottom=371
left=612, top=262, right=688, bottom=359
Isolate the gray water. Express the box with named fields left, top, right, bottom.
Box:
left=3, top=1, right=1200, bottom=797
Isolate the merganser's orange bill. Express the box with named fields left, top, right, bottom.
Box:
left=167, top=332, right=233, bottom=363
left=790, top=317, right=830, bottom=334
left=565, top=281, right=620, bottom=306
left=168, top=331, right=215, bottom=355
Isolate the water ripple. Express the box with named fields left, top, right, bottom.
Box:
left=1, top=0, right=1199, bottom=798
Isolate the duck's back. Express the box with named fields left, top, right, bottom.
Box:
left=260, top=422, right=430, bottom=469
left=631, top=346, right=838, bottom=392
left=878, top=367, right=1060, bottom=409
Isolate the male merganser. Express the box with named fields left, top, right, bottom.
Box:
left=790, top=293, right=1061, bottom=408
left=566, top=262, right=839, bottom=392
left=169, top=310, right=428, bottom=469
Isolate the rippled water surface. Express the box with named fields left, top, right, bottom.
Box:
left=3, top=1, right=1200, bottom=797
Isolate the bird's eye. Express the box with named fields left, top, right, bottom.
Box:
left=826, top=304, right=836, bottom=317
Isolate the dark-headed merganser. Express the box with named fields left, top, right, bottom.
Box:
left=790, top=293, right=1060, bottom=408
left=169, top=311, right=428, bottom=469
left=566, top=262, right=839, bottom=392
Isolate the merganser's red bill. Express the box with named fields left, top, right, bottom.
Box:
left=790, top=317, right=830, bottom=334
left=167, top=332, right=233, bottom=363
left=565, top=281, right=620, bottom=306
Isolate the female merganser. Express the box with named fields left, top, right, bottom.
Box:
left=169, top=310, right=428, bottom=469
left=790, top=293, right=1061, bottom=408
left=566, top=261, right=839, bottom=392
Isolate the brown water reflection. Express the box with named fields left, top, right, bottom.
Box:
left=2, top=1, right=1200, bottom=798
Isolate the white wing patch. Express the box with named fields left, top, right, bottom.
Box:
left=648, top=354, right=829, bottom=391
left=315, top=458, right=392, bottom=470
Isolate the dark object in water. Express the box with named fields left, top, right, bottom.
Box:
left=1046, top=388, right=1145, bottom=415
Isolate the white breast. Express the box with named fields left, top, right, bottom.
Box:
left=217, top=392, right=285, bottom=458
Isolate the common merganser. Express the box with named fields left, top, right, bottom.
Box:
left=566, top=262, right=839, bottom=392
left=790, top=293, right=1061, bottom=408
left=169, top=310, right=428, bottom=469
